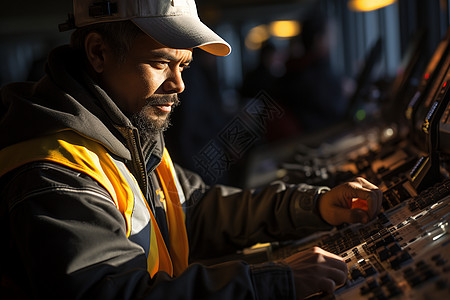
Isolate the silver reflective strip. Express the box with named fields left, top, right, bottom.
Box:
left=9, top=187, right=115, bottom=213
left=173, top=171, right=186, bottom=205
left=110, top=156, right=151, bottom=256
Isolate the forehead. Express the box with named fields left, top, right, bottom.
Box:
left=130, top=34, right=193, bottom=61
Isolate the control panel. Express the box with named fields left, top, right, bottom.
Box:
left=233, top=24, right=450, bottom=299
left=240, top=26, right=450, bottom=300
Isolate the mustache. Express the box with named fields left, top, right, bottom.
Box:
left=146, top=94, right=180, bottom=107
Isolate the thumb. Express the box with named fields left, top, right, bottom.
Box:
left=327, top=206, right=369, bottom=225
left=318, top=277, right=336, bottom=295
left=349, top=208, right=369, bottom=224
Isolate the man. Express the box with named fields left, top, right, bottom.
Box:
left=275, top=10, right=352, bottom=136
left=0, top=0, right=382, bottom=299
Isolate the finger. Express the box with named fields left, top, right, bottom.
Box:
left=287, top=247, right=346, bottom=268
left=326, top=204, right=368, bottom=225
left=347, top=189, right=380, bottom=219
left=318, top=277, right=336, bottom=295
left=351, top=197, right=368, bottom=210
left=316, top=265, right=347, bottom=292
left=327, top=266, right=348, bottom=287
left=355, top=177, right=378, bottom=189
left=314, top=247, right=345, bottom=261
left=290, top=247, right=321, bottom=261
left=376, top=189, right=383, bottom=213
left=312, top=248, right=347, bottom=269
left=367, top=190, right=383, bottom=219
left=322, top=256, right=349, bottom=273
left=350, top=208, right=370, bottom=224
left=355, top=178, right=383, bottom=216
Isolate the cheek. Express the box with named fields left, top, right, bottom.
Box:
left=134, top=65, right=165, bottom=97
left=120, top=69, right=159, bottom=112
left=137, top=71, right=156, bottom=96
left=106, top=65, right=165, bottom=114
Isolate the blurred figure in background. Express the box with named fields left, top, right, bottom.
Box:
left=240, top=41, right=303, bottom=142
left=274, top=10, right=354, bottom=136
left=240, top=41, right=284, bottom=99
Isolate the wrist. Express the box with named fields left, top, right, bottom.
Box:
left=290, top=185, right=332, bottom=230
left=250, top=262, right=296, bottom=300
left=313, top=187, right=330, bottom=216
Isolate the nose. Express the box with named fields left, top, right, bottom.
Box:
left=163, top=68, right=185, bottom=94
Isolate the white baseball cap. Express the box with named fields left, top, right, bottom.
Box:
left=65, top=0, right=231, bottom=56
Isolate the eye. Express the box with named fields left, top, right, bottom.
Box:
left=180, top=64, right=191, bottom=72
left=149, top=61, right=169, bottom=69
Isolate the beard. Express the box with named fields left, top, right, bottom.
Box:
left=129, top=94, right=180, bottom=143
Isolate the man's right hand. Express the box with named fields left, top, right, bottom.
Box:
left=281, top=247, right=347, bottom=299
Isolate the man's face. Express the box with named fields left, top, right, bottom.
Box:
left=98, top=34, right=193, bottom=138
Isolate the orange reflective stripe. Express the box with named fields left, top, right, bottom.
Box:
left=138, top=182, right=173, bottom=277
left=156, top=148, right=189, bottom=276
left=147, top=216, right=160, bottom=276
left=150, top=211, right=173, bottom=276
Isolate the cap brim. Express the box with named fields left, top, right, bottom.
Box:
left=132, top=16, right=231, bottom=56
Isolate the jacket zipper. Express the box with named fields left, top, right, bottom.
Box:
left=115, top=125, right=159, bottom=214
left=124, top=128, right=148, bottom=196
left=128, top=127, right=160, bottom=214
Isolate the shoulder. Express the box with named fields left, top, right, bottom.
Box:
left=1, top=160, right=113, bottom=213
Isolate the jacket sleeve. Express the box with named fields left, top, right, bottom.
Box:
left=0, top=161, right=295, bottom=300
left=174, top=164, right=333, bottom=260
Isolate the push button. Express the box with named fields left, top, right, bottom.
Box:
left=351, top=268, right=364, bottom=280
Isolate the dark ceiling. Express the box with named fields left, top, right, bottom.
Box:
left=0, top=0, right=315, bottom=35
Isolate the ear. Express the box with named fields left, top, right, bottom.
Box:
left=84, top=32, right=107, bottom=73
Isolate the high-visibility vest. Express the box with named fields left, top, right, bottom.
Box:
left=0, top=130, right=189, bottom=277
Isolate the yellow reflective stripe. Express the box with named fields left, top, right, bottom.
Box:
left=156, top=148, right=189, bottom=276
left=148, top=213, right=160, bottom=276
left=0, top=130, right=134, bottom=235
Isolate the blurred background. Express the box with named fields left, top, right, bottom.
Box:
left=1, top=0, right=449, bottom=187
